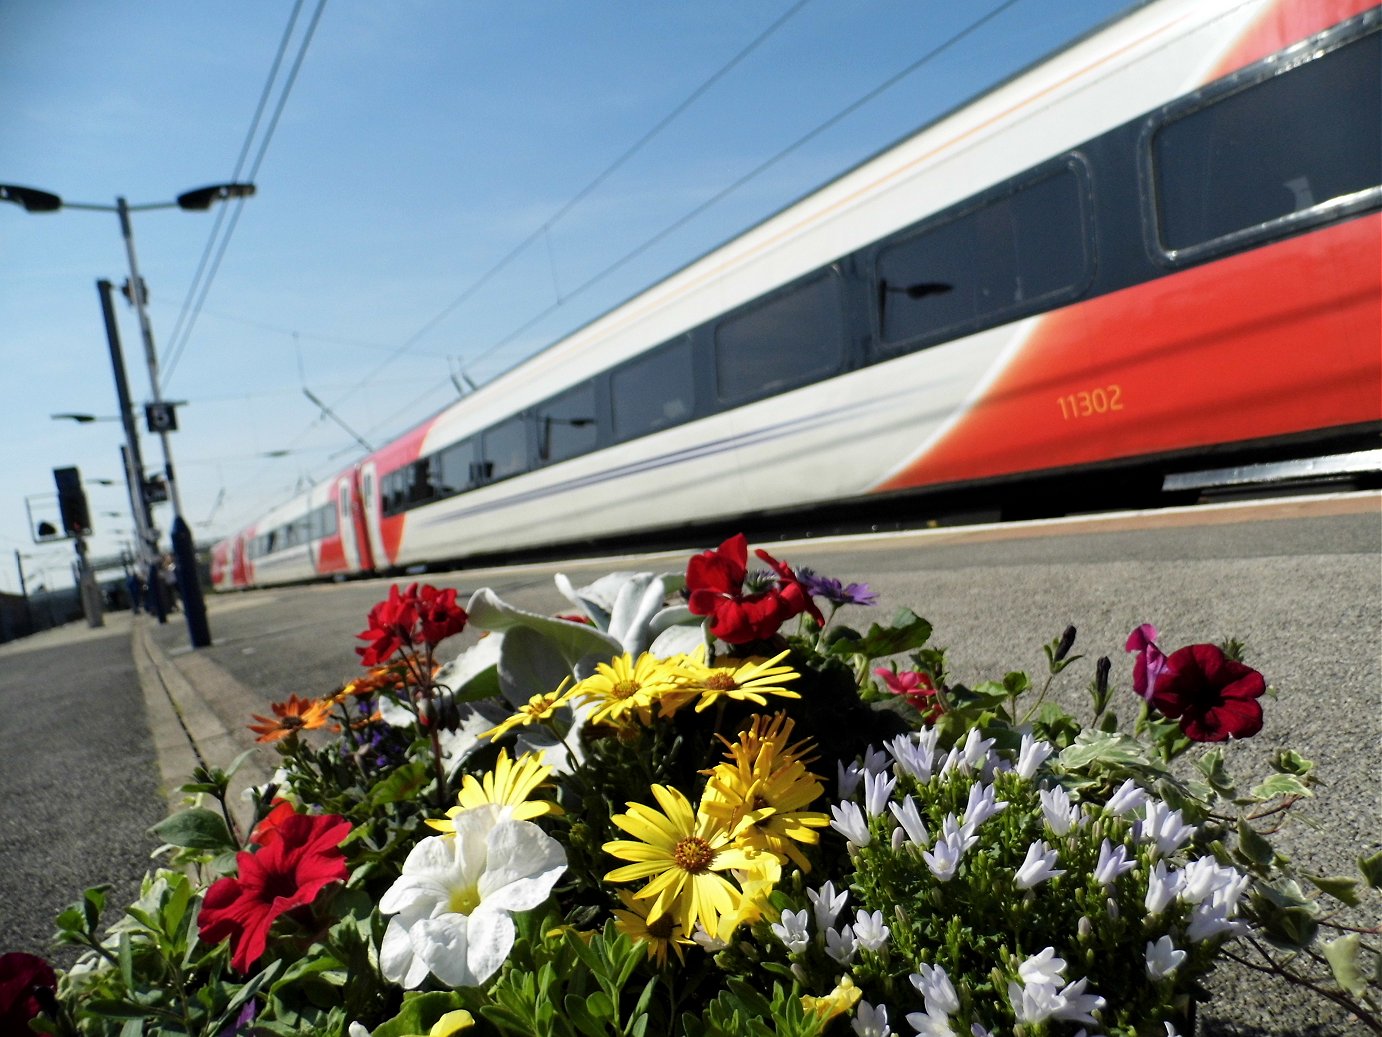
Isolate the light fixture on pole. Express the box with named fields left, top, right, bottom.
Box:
left=2, top=181, right=256, bottom=649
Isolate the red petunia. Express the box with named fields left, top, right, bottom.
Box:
left=355, top=583, right=468, bottom=666
left=1147, top=643, right=1266, bottom=742
left=0, top=952, right=56, bottom=1033
left=686, top=534, right=819, bottom=644
left=250, top=798, right=299, bottom=848
left=198, top=810, right=352, bottom=973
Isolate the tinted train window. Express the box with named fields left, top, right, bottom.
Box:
left=876, top=165, right=1088, bottom=349
left=1152, top=29, right=1381, bottom=253
left=436, top=439, right=474, bottom=495
left=611, top=336, right=694, bottom=440
left=536, top=381, right=599, bottom=464
left=714, top=273, right=844, bottom=406
left=480, top=416, right=529, bottom=483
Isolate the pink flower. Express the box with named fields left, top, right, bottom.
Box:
left=1125, top=623, right=1169, bottom=701
left=873, top=667, right=942, bottom=723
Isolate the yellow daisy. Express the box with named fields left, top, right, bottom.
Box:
left=603, top=784, right=770, bottom=940
left=678, top=649, right=801, bottom=713
left=612, top=889, right=695, bottom=967
left=702, top=714, right=829, bottom=871
left=426, top=749, right=562, bottom=833
left=481, top=679, right=574, bottom=741
left=570, top=653, right=687, bottom=727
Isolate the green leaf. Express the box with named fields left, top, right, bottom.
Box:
left=1235, top=818, right=1276, bottom=868
left=826, top=608, right=932, bottom=659
left=147, top=808, right=236, bottom=852
left=371, top=991, right=472, bottom=1037
left=1249, top=774, right=1312, bottom=801
left=1324, top=933, right=1367, bottom=995
left=365, top=759, right=431, bottom=807
left=1358, top=849, right=1382, bottom=889
left=1305, top=872, right=1361, bottom=907
left=1272, top=749, right=1315, bottom=777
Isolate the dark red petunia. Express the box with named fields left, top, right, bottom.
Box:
left=198, top=810, right=352, bottom=973
left=1147, top=642, right=1267, bottom=742
left=685, top=534, right=820, bottom=644
left=250, top=798, right=299, bottom=848
left=0, top=952, right=56, bottom=1032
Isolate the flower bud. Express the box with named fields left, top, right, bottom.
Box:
left=1078, top=915, right=1093, bottom=942
left=1056, top=625, right=1077, bottom=662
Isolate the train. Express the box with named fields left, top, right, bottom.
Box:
left=211, top=0, right=1381, bottom=591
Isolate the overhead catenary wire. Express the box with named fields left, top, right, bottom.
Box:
left=159, top=0, right=330, bottom=391
left=215, top=0, right=1030, bottom=534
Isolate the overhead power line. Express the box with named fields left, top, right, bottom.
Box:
left=160, top=0, right=330, bottom=391
left=317, top=0, right=815, bottom=414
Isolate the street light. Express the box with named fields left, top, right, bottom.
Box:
left=2, top=181, right=256, bottom=649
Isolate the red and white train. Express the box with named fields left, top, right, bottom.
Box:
left=212, top=0, right=1381, bottom=591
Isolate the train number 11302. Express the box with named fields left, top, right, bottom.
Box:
left=1057, top=384, right=1123, bottom=420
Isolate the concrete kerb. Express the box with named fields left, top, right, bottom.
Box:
left=131, top=619, right=276, bottom=835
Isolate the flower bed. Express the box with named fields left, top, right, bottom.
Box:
left=7, top=534, right=1379, bottom=1035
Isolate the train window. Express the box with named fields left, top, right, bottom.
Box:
left=876, top=164, right=1088, bottom=350
left=1151, top=27, right=1381, bottom=256
left=436, top=439, right=474, bottom=496
left=407, top=459, right=434, bottom=504
left=713, top=273, right=845, bottom=406
left=536, top=381, right=599, bottom=464
left=479, top=416, right=529, bottom=483
left=611, top=336, right=694, bottom=440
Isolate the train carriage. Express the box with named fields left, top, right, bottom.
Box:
left=215, top=0, right=1381, bottom=589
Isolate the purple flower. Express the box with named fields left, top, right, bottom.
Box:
left=797, top=568, right=878, bottom=607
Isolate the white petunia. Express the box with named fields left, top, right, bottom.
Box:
left=1145, top=934, right=1186, bottom=980
left=378, top=807, right=566, bottom=989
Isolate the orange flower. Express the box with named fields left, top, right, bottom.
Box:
left=248, top=695, right=334, bottom=743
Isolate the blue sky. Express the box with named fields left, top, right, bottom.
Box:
left=0, top=0, right=1137, bottom=594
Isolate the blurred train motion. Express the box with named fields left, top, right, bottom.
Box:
left=213, top=0, right=1381, bottom=591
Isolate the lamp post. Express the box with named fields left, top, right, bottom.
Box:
left=2, top=181, right=255, bottom=649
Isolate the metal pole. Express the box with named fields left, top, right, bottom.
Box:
left=14, top=550, right=34, bottom=636
left=96, top=281, right=156, bottom=552
left=115, top=197, right=211, bottom=648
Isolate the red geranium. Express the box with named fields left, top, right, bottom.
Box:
left=198, top=810, right=352, bottom=973
left=0, top=952, right=56, bottom=1033
left=355, top=582, right=468, bottom=665
left=686, top=533, right=822, bottom=644
left=1147, top=642, right=1266, bottom=742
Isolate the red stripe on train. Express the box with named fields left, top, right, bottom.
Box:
left=874, top=214, right=1381, bottom=492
